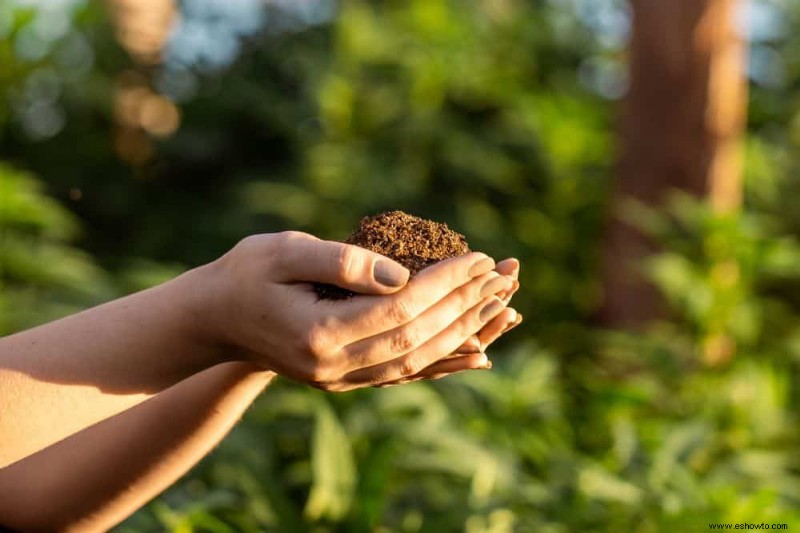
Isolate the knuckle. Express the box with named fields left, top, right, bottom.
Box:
left=369, top=367, right=393, bottom=386
left=335, top=244, right=358, bottom=281
left=236, top=234, right=257, bottom=249
left=471, top=272, right=498, bottom=297
left=400, top=356, right=422, bottom=377
left=389, top=328, right=418, bottom=354
left=266, top=231, right=310, bottom=268
left=386, top=298, right=414, bottom=324
left=351, top=350, right=372, bottom=368
left=303, top=323, right=330, bottom=357
left=274, top=230, right=309, bottom=254
left=447, top=319, right=473, bottom=348
left=456, top=316, right=475, bottom=339
left=454, top=283, right=475, bottom=313
left=278, top=230, right=308, bottom=243
left=233, top=234, right=262, bottom=256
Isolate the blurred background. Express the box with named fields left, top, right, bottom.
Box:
left=2, top=0, right=800, bottom=530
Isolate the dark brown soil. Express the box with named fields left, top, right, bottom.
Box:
left=314, top=211, right=471, bottom=300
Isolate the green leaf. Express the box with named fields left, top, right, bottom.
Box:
left=304, top=397, right=356, bottom=521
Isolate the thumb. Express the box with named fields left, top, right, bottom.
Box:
left=272, top=232, right=410, bottom=294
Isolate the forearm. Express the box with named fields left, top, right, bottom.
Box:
left=0, top=362, right=275, bottom=532
left=0, top=264, right=228, bottom=467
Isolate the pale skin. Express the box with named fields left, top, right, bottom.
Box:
left=0, top=231, right=521, bottom=531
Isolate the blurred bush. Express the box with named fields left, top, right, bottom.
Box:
left=0, top=162, right=113, bottom=333
left=2, top=0, right=800, bottom=531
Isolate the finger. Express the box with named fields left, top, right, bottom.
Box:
left=326, top=252, right=496, bottom=342
left=368, top=319, right=508, bottom=388
left=373, top=353, right=488, bottom=388
left=421, top=352, right=490, bottom=375
left=424, top=275, right=513, bottom=357
left=505, top=313, right=523, bottom=333
left=501, top=280, right=520, bottom=305
left=454, top=335, right=482, bottom=355
left=495, top=258, right=519, bottom=278
left=342, top=295, right=507, bottom=387
left=459, top=276, right=517, bottom=353
left=271, top=231, right=410, bottom=295
left=468, top=274, right=519, bottom=349
left=341, top=272, right=511, bottom=368
left=494, top=258, right=519, bottom=300
left=477, top=307, right=518, bottom=349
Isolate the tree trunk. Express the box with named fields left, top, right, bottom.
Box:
left=599, top=0, right=748, bottom=327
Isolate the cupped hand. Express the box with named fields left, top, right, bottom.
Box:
left=374, top=257, right=522, bottom=387
left=202, top=231, right=514, bottom=391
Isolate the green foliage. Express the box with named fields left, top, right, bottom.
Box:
left=305, top=397, right=356, bottom=521
left=627, top=192, right=800, bottom=361
left=0, top=163, right=113, bottom=333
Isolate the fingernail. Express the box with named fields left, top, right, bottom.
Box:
left=468, top=256, right=495, bottom=277
left=374, top=260, right=409, bottom=288
left=482, top=360, right=493, bottom=370
left=502, top=313, right=523, bottom=334
left=480, top=274, right=510, bottom=298
left=479, top=297, right=505, bottom=322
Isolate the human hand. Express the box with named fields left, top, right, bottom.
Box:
left=372, top=257, right=522, bottom=387
left=199, top=231, right=513, bottom=391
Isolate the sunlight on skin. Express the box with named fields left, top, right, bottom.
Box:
left=0, top=232, right=518, bottom=468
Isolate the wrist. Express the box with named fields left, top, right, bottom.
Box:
left=171, top=261, right=243, bottom=368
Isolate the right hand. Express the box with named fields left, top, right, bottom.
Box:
left=199, top=231, right=513, bottom=391
left=376, top=257, right=523, bottom=387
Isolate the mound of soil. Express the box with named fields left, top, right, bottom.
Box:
left=314, top=210, right=471, bottom=300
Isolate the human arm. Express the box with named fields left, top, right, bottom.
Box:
left=0, top=362, right=274, bottom=532
left=0, top=231, right=514, bottom=467
left=0, top=297, right=522, bottom=533
left=0, top=283, right=520, bottom=533
left=0, top=267, right=224, bottom=468
left=0, top=231, right=520, bottom=530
